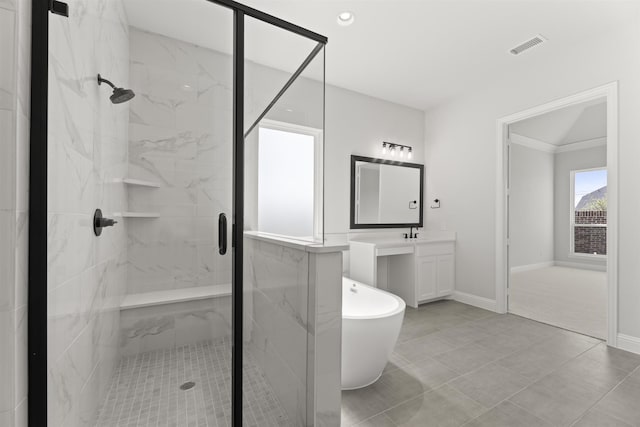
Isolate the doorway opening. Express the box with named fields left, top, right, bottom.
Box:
left=495, top=83, right=618, bottom=345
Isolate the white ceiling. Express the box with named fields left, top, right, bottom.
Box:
left=123, top=0, right=637, bottom=111
left=510, top=98, right=606, bottom=146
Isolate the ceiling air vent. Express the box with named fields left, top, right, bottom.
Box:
left=509, top=34, right=547, bottom=55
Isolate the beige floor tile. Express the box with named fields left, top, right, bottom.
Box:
left=449, top=363, right=530, bottom=407
left=463, top=401, right=551, bottom=427
left=592, top=374, right=640, bottom=425
left=341, top=301, right=639, bottom=427
left=508, top=378, right=603, bottom=426
left=433, top=343, right=502, bottom=375
left=573, top=409, right=633, bottom=427
left=385, top=385, right=486, bottom=427
left=356, top=413, right=397, bottom=427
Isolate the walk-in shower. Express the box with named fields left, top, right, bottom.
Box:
left=29, top=0, right=331, bottom=425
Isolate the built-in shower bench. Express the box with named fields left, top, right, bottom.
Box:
left=120, top=284, right=231, bottom=310
left=118, top=284, right=233, bottom=356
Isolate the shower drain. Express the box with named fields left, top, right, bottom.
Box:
left=180, top=381, right=196, bottom=391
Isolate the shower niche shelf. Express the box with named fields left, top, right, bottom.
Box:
left=122, top=178, right=162, bottom=188
left=114, top=212, right=160, bottom=218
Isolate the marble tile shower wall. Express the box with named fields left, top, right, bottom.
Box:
left=244, top=238, right=311, bottom=426
left=127, top=28, right=233, bottom=294
left=0, top=0, right=29, bottom=425
left=243, top=238, right=343, bottom=427
left=47, top=1, right=130, bottom=426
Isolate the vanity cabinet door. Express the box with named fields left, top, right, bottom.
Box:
left=436, top=254, right=455, bottom=296
left=417, top=256, right=438, bottom=301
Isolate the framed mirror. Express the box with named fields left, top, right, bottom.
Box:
left=350, top=155, right=424, bottom=229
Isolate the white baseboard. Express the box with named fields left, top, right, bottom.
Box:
left=554, top=261, right=606, bottom=272
left=451, top=291, right=497, bottom=312
left=617, top=334, right=640, bottom=355
left=510, top=261, right=606, bottom=273
left=510, top=261, right=555, bottom=274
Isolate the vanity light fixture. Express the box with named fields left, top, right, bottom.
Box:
left=381, top=142, right=413, bottom=160
left=337, top=11, right=355, bottom=26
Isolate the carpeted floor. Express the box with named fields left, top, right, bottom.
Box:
left=509, top=266, right=606, bottom=339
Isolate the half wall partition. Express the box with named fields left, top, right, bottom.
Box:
left=29, top=0, right=328, bottom=425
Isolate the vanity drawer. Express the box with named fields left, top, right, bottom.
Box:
left=376, top=246, right=414, bottom=257
left=416, top=242, right=455, bottom=257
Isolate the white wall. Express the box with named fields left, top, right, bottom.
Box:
left=509, top=144, right=555, bottom=268
left=424, top=19, right=640, bottom=339
left=554, top=146, right=607, bottom=267
left=324, top=86, right=425, bottom=239
left=241, top=58, right=426, bottom=242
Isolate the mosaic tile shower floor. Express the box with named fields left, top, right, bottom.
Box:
left=96, top=339, right=291, bottom=427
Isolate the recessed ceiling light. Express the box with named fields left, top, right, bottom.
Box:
left=337, top=11, right=355, bottom=26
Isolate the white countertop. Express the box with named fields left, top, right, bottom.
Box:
left=349, top=231, right=456, bottom=247
left=244, top=231, right=349, bottom=253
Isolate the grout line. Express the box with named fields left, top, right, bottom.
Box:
left=344, top=302, right=613, bottom=426
left=94, top=339, right=291, bottom=426
left=568, top=364, right=640, bottom=427
left=455, top=334, right=602, bottom=425
left=454, top=331, right=606, bottom=426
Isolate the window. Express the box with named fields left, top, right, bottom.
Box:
left=570, top=168, right=607, bottom=257
left=257, top=120, right=323, bottom=240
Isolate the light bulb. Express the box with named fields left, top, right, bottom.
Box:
left=382, top=143, right=387, bottom=155
left=408, top=148, right=413, bottom=160
left=399, top=147, right=405, bottom=158
left=390, top=146, right=396, bottom=156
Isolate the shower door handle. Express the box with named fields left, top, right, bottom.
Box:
left=218, top=213, right=227, bottom=255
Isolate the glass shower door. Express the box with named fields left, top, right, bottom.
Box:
left=45, top=1, right=236, bottom=426
left=39, top=1, right=327, bottom=425
left=241, top=15, right=326, bottom=426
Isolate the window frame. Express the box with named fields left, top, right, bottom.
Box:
left=257, top=119, right=324, bottom=242
left=569, top=166, right=607, bottom=259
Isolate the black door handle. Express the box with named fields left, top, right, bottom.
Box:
left=218, top=213, right=227, bottom=255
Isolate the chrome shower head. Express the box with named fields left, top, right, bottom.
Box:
left=97, top=74, right=135, bottom=104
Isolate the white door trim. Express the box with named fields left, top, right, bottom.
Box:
left=495, top=82, right=619, bottom=346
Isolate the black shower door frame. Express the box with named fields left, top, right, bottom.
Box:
left=28, top=1, right=327, bottom=425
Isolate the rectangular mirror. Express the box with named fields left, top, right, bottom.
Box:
left=350, top=155, right=424, bottom=229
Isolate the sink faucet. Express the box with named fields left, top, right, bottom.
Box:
left=404, top=226, right=420, bottom=239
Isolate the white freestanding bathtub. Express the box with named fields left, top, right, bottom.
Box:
left=341, top=277, right=406, bottom=390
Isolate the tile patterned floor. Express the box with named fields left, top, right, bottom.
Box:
left=96, top=339, right=291, bottom=427
left=342, top=300, right=640, bottom=427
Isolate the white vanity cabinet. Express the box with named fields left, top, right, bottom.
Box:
left=415, top=242, right=455, bottom=302
left=349, top=233, right=456, bottom=308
